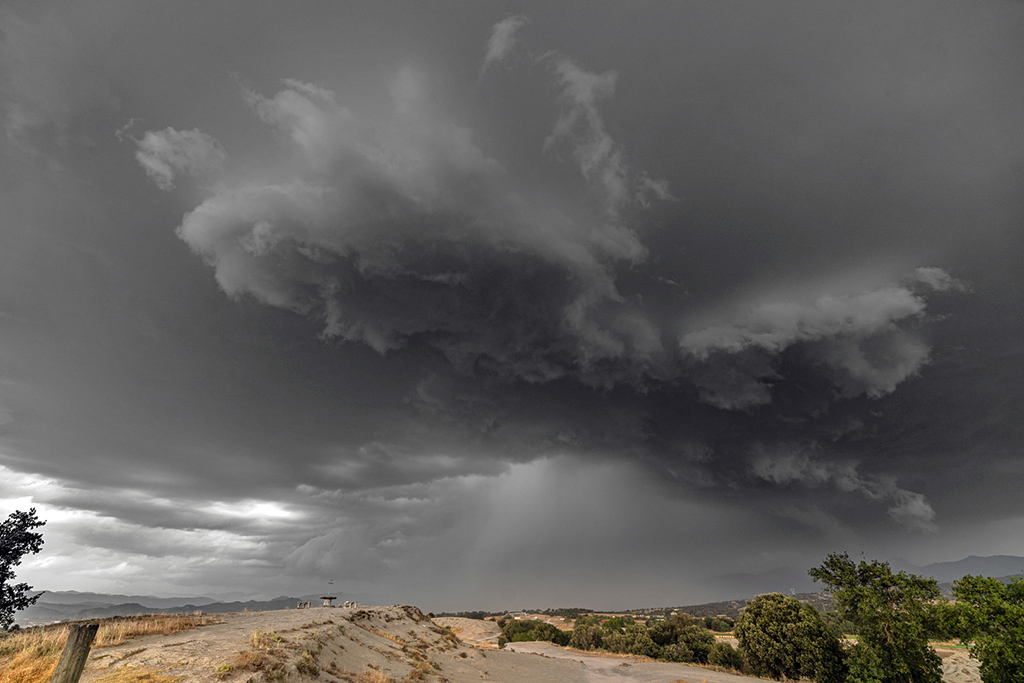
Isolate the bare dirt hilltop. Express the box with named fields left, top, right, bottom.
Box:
left=73, top=605, right=980, bottom=683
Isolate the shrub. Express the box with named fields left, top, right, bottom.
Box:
left=708, top=641, right=743, bottom=670
left=500, top=619, right=569, bottom=646
left=569, top=624, right=603, bottom=651
left=661, top=642, right=693, bottom=662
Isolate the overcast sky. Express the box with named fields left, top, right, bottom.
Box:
left=1, top=0, right=1023, bottom=611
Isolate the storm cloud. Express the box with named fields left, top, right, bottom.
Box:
left=1, top=1, right=1023, bottom=609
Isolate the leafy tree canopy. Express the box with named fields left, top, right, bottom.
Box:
left=1, top=508, right=45, bottom=630
left=734, top=592, right=845, bottom=682
left=945, top=574, right=1024, bottom=683
left=809, top=552, right=942, bottom=683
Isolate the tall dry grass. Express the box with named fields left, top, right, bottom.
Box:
left=0, top=614, right=219, bottom=683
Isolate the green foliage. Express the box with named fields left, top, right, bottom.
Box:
left=623, top=622, right=661, bottom=658
left=568, top=623, right=603, bottom=651
left=809, top=552, right=942, bottom=683
left=500, top=618, right=569, bottom=646
left=0, top=509, right=45, bottom=630
left=660, top=642, right=692, bottom=662
left=573, top=615, right=601, bottom=628
left=601, top=630, right=630, bottom=653
left=600, top=616, right=633, bottom=633
left=734, top=593, right=844, bottom=682
left=708, top=640, right=743, bottom=670
left=704, top=616, right=734, bottom=632
left=946, top=574, right=1024, bottom=683
left=647, top=613, right=714, bottom=663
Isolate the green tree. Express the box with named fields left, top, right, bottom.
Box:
left=946, top=574, right=1024, bottom=683
left=809, top=552, right=941, bottom=683
left=734, top=593, right=844, bottom=682
left=1, top=508, right=45, bottom=630
left=501, top=619, right=569, bottom=646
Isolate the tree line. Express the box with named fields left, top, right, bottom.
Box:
left=495, top=551, right=1023, bottom=683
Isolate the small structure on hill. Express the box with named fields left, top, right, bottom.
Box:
left=319, top=595, right=337, bottom=607
left=296, top=601, right=312, bottom=609
left=343, top=600, right=359, bottom=608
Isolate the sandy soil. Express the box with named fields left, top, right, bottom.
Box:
left=506, top=641, right=763, bottom=683
left=431, top=617, right=502, bottom=648
left=73, top=606, right=981, bottom=683
left=937, top=647, right=981, bottom=683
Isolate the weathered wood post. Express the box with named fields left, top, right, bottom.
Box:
left=50, top=623, right=99, bottom=683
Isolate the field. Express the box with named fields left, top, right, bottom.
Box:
left=0, top=614, right=220, bottom=683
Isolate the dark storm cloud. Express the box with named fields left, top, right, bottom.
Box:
left=132, top=15, right=968, bottom=535
left=1, top=0, right=1023, bottom=605
left=157, top=69, right=670, bottom=388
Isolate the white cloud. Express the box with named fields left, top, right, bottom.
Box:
left=481, top=15, right=528, bottom=73
left=135, top=127, right=226, bottom=191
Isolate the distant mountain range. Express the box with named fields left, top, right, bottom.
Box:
left=892, top=555, right=1024, bottom=583
left=16, top=554, right=1023, bottom=626
left=14, top=591, right=356, bottom=627
left=707, top=554, right=1024, bottom=602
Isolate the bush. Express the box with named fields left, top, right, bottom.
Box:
left=623, top=623, right=661, bottom=658
left=500, top=619, right=569, bottom=646
left=708, top=641, right=743, bottom=670
left=568, top=624, right=602, bottom=651
left=661, top=642, right=692, bottom=662
left=601, top=631, right=630, bottom=653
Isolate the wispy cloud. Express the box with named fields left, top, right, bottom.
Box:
left=480, top=15, right=528, bottom=73
left=680, top=281, right=943, bottom=409
left=134, top=128, right=226, bottom=191
left=750, top=447, right=937, bottom=532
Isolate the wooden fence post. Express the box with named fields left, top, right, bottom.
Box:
left=50, top=623, right=99, bottom=683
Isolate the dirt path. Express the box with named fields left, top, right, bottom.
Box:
left=506, top=642, right=763, bottom=683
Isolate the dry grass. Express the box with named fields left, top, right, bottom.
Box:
left=365, top=627, right=409, bottom=646
left=356, top=668, right=397, bottom=683
left=250, top=628, right=287, bottom=649
left=0, top=614, right=218, bottom=683
left=93, top=614, right=221, bottom=647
